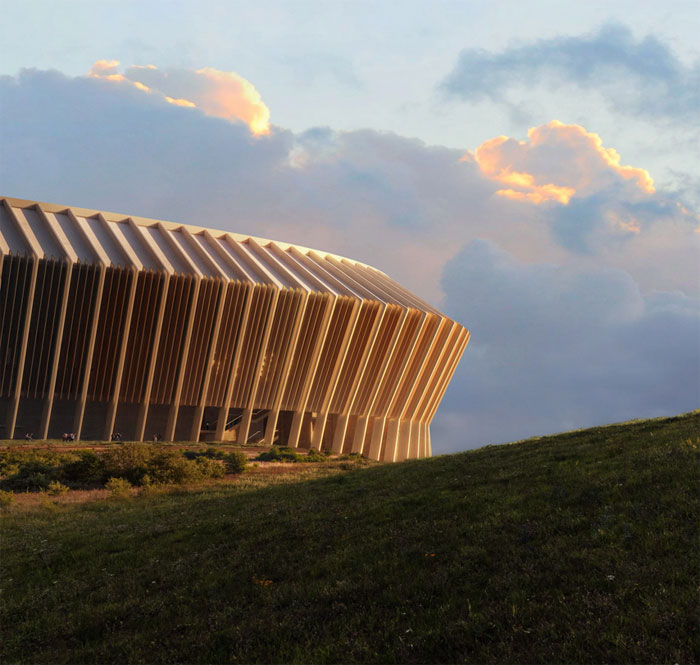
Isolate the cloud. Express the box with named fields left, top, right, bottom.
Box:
left=89, top=60, right=271, bottom=135
left=441, top=23, right=700, bottom=124
left=435, top=239, right=700, bottom=451
left=2, top=67, right=696, bottom=293
left=1, top=68, right=696, bottom=298
left=0, top=68, right=488, bottom=300
left=465, top=120, right=699, bottom=261
left=1, top=66, right=697, bottom=452
left=471, top=120, right=654, bottom=203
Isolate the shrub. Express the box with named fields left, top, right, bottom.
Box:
left=24, top=472, right=52, bottom=491
left=184, top=447, right=226, bottom=461
left=103, top=446, right=211, bottom=486
left=106, top=476, right=132, bottom=499
left=0, top=463, right=20, bottom=478
left=1, top=446, right=232, bottom=495
left=255, top=446, right=299, bottom=463
left=304, top=448, right=327, bottom=463
left=139, top=480, right=164, bottom=498
left=338, top=453, right=366, bottom=463
left=147, top=449, right=202, bottom=484
left=63, top=451, right=106, bottom=487
left=0, top=489, right=15, bottom=509
left=47, top=481, right=69, bottom=497
left=224, top=452, right=248, bottom=474
left=195, top=457, right=225, bottom=479
left=103, top=443, right=152, bottom=485
left=204, top=446, right=226, bottom=459
left=0, top=449, right=75, bottom=491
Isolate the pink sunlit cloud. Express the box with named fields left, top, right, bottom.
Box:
left=88, top=60, right=270, bottom=136
left=470, top=121, right=655, bottom=207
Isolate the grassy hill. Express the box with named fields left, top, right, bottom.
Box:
left=2, top=412, right=698, bottom=664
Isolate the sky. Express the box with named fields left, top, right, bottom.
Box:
left=1, top=0, right=698, bottom=452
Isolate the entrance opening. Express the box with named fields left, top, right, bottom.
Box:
left=276, top=410, right=294, bottom=446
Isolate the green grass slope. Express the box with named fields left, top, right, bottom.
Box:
left=2, top=412, right=698, bottom=664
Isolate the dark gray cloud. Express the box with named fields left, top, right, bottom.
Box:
left=435, top=239, right=700, bottom=451
left=550, top=188, right=680, bottom=254
left=441, top=23, right=700, bottom=123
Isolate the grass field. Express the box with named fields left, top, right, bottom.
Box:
left=1, top=412, right=698, bottom=663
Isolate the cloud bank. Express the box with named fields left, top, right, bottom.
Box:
left=441, top=23, right=700, bottom=124
left=1, top=65, right=697, bottom=451
left=436, top=240, right=699, bottom=449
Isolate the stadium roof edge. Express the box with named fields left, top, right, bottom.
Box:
left=1, top=196, right=381, bottom=273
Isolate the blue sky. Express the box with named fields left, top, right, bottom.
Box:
left=1, top=0, right=698, bottom=451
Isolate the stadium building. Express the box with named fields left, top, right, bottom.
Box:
left=0, top=197, right=468, bottom=461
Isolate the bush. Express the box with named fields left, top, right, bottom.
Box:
left=1, top=462, right=20, bottom=478
left=203, top=446, right=226, bottom=459
left=63, top=451, right=106, bottom=487
left=103, top=443, right=152, bottom=485
left=23, top=472, right=52, bottom=491
left=139, top=480, right=164, bottom=498
left=106, top=476, right=132, bottom=499
left=104, top=445, right=221, bottom=486
left=47, top=481, right=69, bottom=497
left=184, top=447, right=226, bottom=461
left=338, top=453, right=365, bottom=463
left=224, top=452, right=248, bottom=474
left=147, top=449, right=203, bottom=484
left=195, top=457, right=225, bottom=479
left=1, top=446, right=230, bottom=494
left=0, top=449, right=75, bottom=491
left=0, top=489, right=15, bottom=509
left=255, top=446, right=299, bottom=463
left=304, top=448, right=327, bottom=463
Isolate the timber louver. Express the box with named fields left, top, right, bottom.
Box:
left=0, top=196, right=469, bottom=461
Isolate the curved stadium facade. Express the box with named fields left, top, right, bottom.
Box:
left=0, top=197, right=468, bottom=461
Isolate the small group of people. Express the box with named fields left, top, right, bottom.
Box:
left=110, top=432, right=162, bottom=442
left=61, top=432, right=76, bottom=441
left=24, top=432, right=33, bottom=441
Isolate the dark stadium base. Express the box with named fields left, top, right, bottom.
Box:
left=1, top=397, right=433, bottom=461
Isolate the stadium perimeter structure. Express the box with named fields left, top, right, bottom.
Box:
left=0, top=197, right=468, bottom=461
